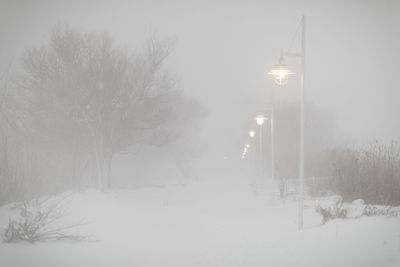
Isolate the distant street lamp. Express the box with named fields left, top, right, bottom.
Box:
left=269, top=57, right=294, bottom=183
left=254, top=115, right=267, bottom=174
left=255, top=115, right=267, bottom=126
left=268, top=15, right=306, bottom=230
left=241, top=143, right=251, bottom=159
left=247, top=130, right=256, bottom=173
left=248, top=130, right=256, bottom=138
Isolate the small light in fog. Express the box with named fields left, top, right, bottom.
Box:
left=249, top=130, right=255, bottom=138
left=254, top=115, right=267, bottom=126
left=242, top=143, right=249, bottom=159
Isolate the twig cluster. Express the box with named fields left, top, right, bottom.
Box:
left=2, top=195, right=88, bottom=243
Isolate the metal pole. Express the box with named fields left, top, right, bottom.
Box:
left=259, top=124, right=263, bottom=175
left=298, top=15, right=306, bottom=231
left=271, top=88, right=275, bottom=182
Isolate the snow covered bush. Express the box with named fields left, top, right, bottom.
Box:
left=315, top=196, right=400, bottom=225
left=362, top=205, right=400, bottom=217
left=315, top=196, right=347, bottom=224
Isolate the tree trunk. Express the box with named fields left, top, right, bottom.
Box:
left=93, top=139, right=104, bottom=189
left=106, top=154, right=112, bottom=189
left=93, top=134, right=115, bottom=191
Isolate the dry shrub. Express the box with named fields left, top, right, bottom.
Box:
left=312, top=141, right=400, bottom=206
left=1, top=195, right=87, bottom=243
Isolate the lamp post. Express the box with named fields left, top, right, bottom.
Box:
left=248, top=129, right=257, bottom=174
left=268, top=15, right=306, bottom=230
left=270, top=90, right=275, bottom=183
left=254, top=115, right=267, bottom=175
left=242, top=143, right=250, bottom=159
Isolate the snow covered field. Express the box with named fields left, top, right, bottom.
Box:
left=1, top=176, right=399, bottom=267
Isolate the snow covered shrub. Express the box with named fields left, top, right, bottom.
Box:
left=362, top=205, right=400, bottom=217
left=316, top=196, right=347, bottom=224
left=315, top=197, right=400, bottom=225
left=1, top=196, right=86, bottom=243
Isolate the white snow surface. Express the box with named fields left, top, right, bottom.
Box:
left=0, top=175, right=399, bottom=267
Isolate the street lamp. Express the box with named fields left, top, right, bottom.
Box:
left=255, top=115, right=266, bottom=126
left=268, top=55, right=295, bottom=86
left=268, top=57, right=294, bottom=190
left=247, top=130, right=256, bottom=174
left=241, top=143, right=251, bottom=159
left=248, top=130, right=256, bottom=138
left=254, top=115, right=267, bottom=174
left=268, top=15, right=306, bottom=230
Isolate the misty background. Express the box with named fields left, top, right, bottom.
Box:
left=1, top=0, right=399, bottom=165
left=1, top=1, right=400, bottom=266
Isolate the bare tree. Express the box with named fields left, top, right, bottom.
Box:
left=0, top=65, right=36, bottom=204
left=18, top=25, right=203, bottom=190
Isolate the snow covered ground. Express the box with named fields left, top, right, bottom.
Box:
left=0, top=174, right=399, bottom=267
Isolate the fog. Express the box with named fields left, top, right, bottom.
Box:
left=0, top=1, right=399, bottom=266
left=2, top=1, right=400, bottom=157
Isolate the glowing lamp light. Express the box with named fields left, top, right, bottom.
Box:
left=254, top=115, right=267, bottom=126
left=249, top=130, right=255, bottom=138
left=268, top=56, right=295, bottom=85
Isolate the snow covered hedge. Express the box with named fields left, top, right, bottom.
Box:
left=315, top=196, right=400, bottom=224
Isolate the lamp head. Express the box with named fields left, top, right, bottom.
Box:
left=254, top=115, right=267, bottom=126
left=268, top=55, right=295, bottom=85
